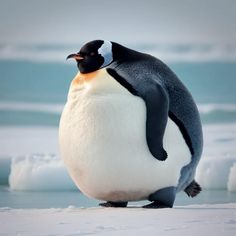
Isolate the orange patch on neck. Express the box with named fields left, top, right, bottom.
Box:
left=72, top=71, right=99, bottom=86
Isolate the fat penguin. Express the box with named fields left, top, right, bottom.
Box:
left=59, top=40, right=203, bottom=208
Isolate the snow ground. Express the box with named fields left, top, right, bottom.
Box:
left=0, top=204, right=236, bottom=236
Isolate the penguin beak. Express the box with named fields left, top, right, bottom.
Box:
left=66, top=53, right=84, bottom=61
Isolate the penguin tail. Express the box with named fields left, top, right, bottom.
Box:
left=184, top=180, right=202, bottom=198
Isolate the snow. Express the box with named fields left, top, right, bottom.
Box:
left=1, top=123, right=234, bottom=192
left=228, top=163, right=236, bottom=192
left=195, top=124, right=236, bottom=192
left=6, top=152, right=236, bottom=192
left=0, top=126, right=59, bottom=157
left=196, top=157, right=236, bottom=191
left=1, top=43, right=236, bottom=63
left=0, top=204, right=236, bottom=236
left=9, top=155, right=76, bottom=191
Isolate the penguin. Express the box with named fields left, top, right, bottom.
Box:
left=59, top=40, right=203, bottom=208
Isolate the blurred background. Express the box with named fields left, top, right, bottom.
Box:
left=0, top=0, right=236, bottom=208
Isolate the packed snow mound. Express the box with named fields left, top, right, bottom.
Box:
left=228, top=163, right=236, bottom=191
left=9, top=155, right=76, bottom=191
left=196, top=157, right=236, bottom=192
left=8, top=153, right=236, bottom=192
left=4, top=122, right=236, bottom=192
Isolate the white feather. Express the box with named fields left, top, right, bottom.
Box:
left=59, top=69, right=191, bottom=202
left=98, top=40, right=113, bottom=68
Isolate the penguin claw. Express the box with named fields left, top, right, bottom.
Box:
left=184, top=180, right=202, bottom=198
left=99, top=202, right=116, bottom=207
left=142, top=201, right=171, bottom=209
left=99, top=201, right=128, bottom=208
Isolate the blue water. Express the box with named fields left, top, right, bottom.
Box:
left=1, top=186, right=236, bottom=208
left=0, top=60, right=236, bottom=126
left=0, top=60, right=75, bottom=103
left=1, top=60, right=236, bottom=104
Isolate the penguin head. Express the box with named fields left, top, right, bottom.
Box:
left=67, top=40, right=113, bottom=73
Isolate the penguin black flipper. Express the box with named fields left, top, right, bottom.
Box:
left=108, top=42, right=202, bottom=165
left=149, top=59, right=203, bottom=190
left=143, top=81, right=169, bottom=161
left=107, top=68, right=168, bottom=161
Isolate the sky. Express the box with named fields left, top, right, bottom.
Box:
left=0, top=0, right=236, bottom=46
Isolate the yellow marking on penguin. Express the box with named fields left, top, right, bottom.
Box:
left=72, top=71, right=97, bottom=85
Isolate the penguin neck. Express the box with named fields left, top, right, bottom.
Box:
left=69, top=68, right=130, bottom=96
left=71, top=70, right=99, bottom=86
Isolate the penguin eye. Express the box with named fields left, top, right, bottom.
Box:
left=79, top=52, right=85, bottom=57
left=90, top=52, right=96, bottom=56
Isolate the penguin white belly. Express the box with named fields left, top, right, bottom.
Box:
left=59, top=69, right=191, bottom=202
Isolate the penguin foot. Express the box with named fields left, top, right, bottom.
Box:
left=142, top=201, right=171, bottom=209
left=99, top=201, right=128, bottom=208
left=148, top=187, right=176, bottom=208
